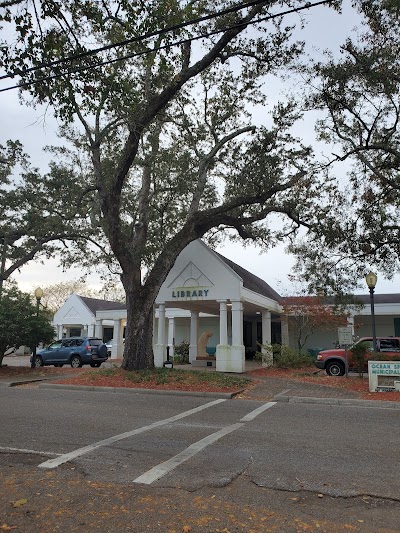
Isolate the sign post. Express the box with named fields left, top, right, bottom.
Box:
left=338, top=327, right=353, bottom=378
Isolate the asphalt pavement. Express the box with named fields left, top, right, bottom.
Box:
left=1, top=358, right=400, bottom=532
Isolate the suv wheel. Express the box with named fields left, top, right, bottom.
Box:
left=70, top=355, right=82, bottom=368
left=34, top=355, right=44, bottom=367
left=326, top=361, right=345, bottom=376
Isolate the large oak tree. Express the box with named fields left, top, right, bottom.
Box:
left=1, top=1, right=333, bottom=369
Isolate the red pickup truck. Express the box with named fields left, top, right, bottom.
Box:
left=315, top=337, right=400, bottom=376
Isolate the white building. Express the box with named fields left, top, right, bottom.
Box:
left=52, top=240, right=400, bottom=372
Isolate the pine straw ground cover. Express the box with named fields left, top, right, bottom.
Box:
left=51, top=367, right=252, bottom=393
left=248, top=365, right=400, bottom=402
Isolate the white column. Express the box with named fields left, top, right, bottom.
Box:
left=154, top=303, right=166, bottom=367
left=262, top=311, right=272, bottom=346
left=157, top=304, right=166, bottom=344
left=217, top=300, right=244, bottom=373
left=95, top=319, right=102, bottom=338
left=217, top=300, right=228, bottom=345
left=231, top=300, right=243, bottom=346
left=167, top=318, right=175, bottom=357
left=261, top=310, right=273, bottom=367
left=57, top=325, right=63, bottom=339
left=281, top=316, right=289, bottom=346
left=88, top=323, right=95, bottom=337
left=111, top=319, right=120, bottom=359
left=189, top=311, right=198, bottom=363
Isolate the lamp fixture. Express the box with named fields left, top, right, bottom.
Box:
left=365, top=272, right=377, bottom=289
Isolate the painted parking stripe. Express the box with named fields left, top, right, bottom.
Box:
left=239, top=402, right=276, bottom=422
left=133, top=422, right=244, bottom=485
left=0, top=446, right=61, bottom=457
left=133, top=402, right=277, bottom=484
left=38, top=399, right=226, bottom=469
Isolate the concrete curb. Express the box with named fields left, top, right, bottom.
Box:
left=38, top=382, right=240, bottom=399
left=0, top=379, right=47, bottom=387
left=274, top=394, right=400, bottom=409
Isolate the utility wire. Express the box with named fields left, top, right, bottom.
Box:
left=0, top=0, right=270, bottom=81
left=0, top=0, right=332, bottom=94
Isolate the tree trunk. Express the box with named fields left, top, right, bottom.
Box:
left=0, top=344, right=7, bottom=367
left=121, top=284, right=156, bottom=371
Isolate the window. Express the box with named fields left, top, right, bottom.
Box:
left=62, top=339, right=75, bottom=347
left=89, top=339, right=102, bottom=346
left=354, top=339, right=373, bottom=351
left=49, top=341, right=62, bottom=349
left=379, top=339, right=400, bottom=352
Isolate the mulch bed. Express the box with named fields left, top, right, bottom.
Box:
left=51, top=375, right=243, bottom=393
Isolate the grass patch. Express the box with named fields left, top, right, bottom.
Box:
left=188, top=370, right=250, bottom=388
left=97, top=368, right=118, bottom=377
left=80, top=367, right=251, bottom=390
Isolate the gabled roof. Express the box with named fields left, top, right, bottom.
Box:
left=215, top=252, right=281, bottom=302
left=80, top=296, right=126, bottom=314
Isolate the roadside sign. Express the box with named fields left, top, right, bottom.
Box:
left=338, top=327, right=353, bottom=346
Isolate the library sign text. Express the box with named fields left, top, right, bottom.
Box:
left=172, top=288, right=210, bottom=298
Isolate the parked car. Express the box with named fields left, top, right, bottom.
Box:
left=315, top=337, right=400, bottom=376
left=31, top=337, right=108, bottom=368
left=105, top=338, right=113, bottom=356
left=105, top=338, right=125, bottom=356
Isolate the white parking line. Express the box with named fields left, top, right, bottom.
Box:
left=133, top=402, right=277, bottom=485
left=240, top=402, right=276, bottom=422
left=133, top=423, right=244, bottom=484
left=0, top=446, right=61, bottom=456
left=38, top=399, right=226, bottom=469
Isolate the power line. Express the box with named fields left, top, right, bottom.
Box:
left=0, top=0, right=269, bottom=81
left=0, top=0, right=332, bottom=94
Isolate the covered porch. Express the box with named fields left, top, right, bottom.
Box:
left=153, top=240, right=286, bottom=373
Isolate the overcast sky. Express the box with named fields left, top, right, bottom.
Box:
left=2, top=1, right=399, bottom=297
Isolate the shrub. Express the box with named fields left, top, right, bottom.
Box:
left=173, top=340, right=190, bottom=364
left=255, top=344, right=312, bottom=368
left=272, top=344, right=313, bottom=369
left=350, top=341, right=369, bottom=377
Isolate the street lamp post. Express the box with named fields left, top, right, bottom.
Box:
left=365, top=272, right=377, bottom=352
left=31, top=287, right=44, bottom=368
